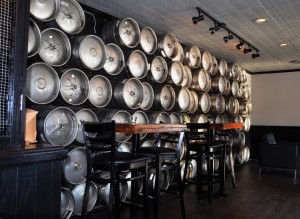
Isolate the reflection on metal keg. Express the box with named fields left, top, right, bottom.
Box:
left=139, top=26, right=157, bottom=55
left=60, top=187, right=75, bottom=219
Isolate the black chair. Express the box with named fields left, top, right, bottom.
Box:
left=183, top=122, right=225, bottom=205
left=138, top=131, right=185, bottom=219
left=81, top=120, right=149, bottom=219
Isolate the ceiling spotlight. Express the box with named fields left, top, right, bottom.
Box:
left=236, top=40, right=244, bottom=50
left=252, top=50, right=260, bottom=58
left=223, top=32, right=233, bottom=43
left=209, top=22, right=226, bottom=34
left=192, top=14, right=204, bottom=24
left=244, top=46, right=253, bottom=54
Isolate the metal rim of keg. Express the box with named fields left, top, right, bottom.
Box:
left=211, top=75, right=226, bottom=94
left=115, top=78, right=144, bottom=109
left=191, top=113, right=208, bottom=123
left=98, top=110, right=132, bottom=142
left=42, top=107, right=78, bottom=146
left=181, top=66, right=193, bottom=88
left=238, top=100, right=250, bottom=115
left=125, top=171, right=143, bottom=200
left=191, top=69, right=211, bottom=92
left=172, top=42, right=184, bottom=62
left=75, top=108, right=98, bottom=143
left=228, top=63, right=241, bottom=80
left=231, top=80, right=240, bottom=97
left=183, top=45, right=201, bottom=69
left=157, top=33, right=179, bottom=59
left=148, top=167, right=170, bottom=192
left=60, top=68, right=90, bottom=105
left=139, top=26, right=157, bottom=55
left=126, top=50, right=148, bottom=79
left=72, top=182, right=98, bottom=216
left=214, top=158, right=220, bottom=171
left=74, top=35, right=107, bottom=70
left=28, top=18, right=41, bottom=58
left=156, top=85, right=176, bottom=111
left=198, top=91, right=211, bottom=114
left=202, top=51, right=213, bottom=72
left=169, top=112, right=183, bottom=124
left=190, top=159, right=197, bottom=178
left=233, top=132, right=245, bottom=148
left=103, top=43, right=125, bottom=75
left=224, top=77, right=231, bottom=96
left=243, top=147, right=250, bottom=162
left=149, top=56, right=168, bottom=83
left=63, top=146, right=87, bottom=184
left=210, top=94, right=225, bottom=114
left=237, top=149, right=245, bottom=164
left=141, top=140, right=156, bottom=148
left=60, top=187, right=75, bottom=219
left=234, top=115, right=243, bottom=132
left=26, top=62, right=60, bottom=104
left=117, top=142, right=132, bottom=152
left=149, top=111, right=171, bottom=124
left=30, top=0, right=61, bottom=21
left=132, top=110, right=149, bottom=139
left=214, top=114, right=224, bottom=124
left=226, top=97, right=239, bottom=115
left=117, top=18, right=140, bottom=48
left=162, top=141, right=177, bottom=163
left=39, top=28, right=71, bottom=66
left=175, top=87, right=191, bottom=112
left=140, top=82, right=154, bottom=110
left=210, top=55, right=219, bottom=75
left=219, top=59, right=228, bottom=76
left=169, top=61, right=184, bottom=85
left=55, top=0, right=86, bottom=34
left=181, top=113, right=191, bottom=123
left=188, top=90, right=199, bottom=113
left=98, top=179, right=128, bottom=205
left=241, top=69, right=248, bottom=83
left=88, top=75, right=112, bottom=108
left=243, top=116, right=251, bottom=132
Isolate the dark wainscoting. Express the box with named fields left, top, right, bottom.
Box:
left=250, top=125, right=300, bottom=159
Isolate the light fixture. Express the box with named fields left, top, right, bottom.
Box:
left=192, top=7, right=205, bottom=24
left=254, top=18, right=268, bottom=24
left=278, top=43, right=288, bottom=47
left=244, top=45, right=253, bottom=54
left=209, top=22, right=226, bottom=34
left=223, top=32, right=233, bottom=43
left=236, top=40, right=244, bottom=50
left=252, top=50, right=260, bottom=59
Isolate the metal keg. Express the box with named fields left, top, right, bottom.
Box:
left=125, top=50, right=148, bottom=79
left=98, top=178, right=128, bottom=205
left=148, top=111, right=171, bottom=124
left=239, top=100, right=251, bottom=115
left=210, top=55, right=219, bottom=75
left=240, top=69, right=248, bottom=83
left=240, top=84, right=251, bottom=100
left=72, top=182, right=98, bottom=216
left=149, top=56, right=168, bottom=83
left=88, top=75, right=112, bottom=108
left=188, top=90, right=199, bottom=113
left=63, top=146, right=87, bottom=184
left=225, top=97, right=239, bottom=115
left=180, top=163, right=190, bottom=180
left=162, top=141, right=177, bottom=163
left=102, top=17, right=140, bottom=48
left=181, top=113, right=191, bottom=123
left=218, top=59, right=228, bottom=77
left=132, top=110, right=149, bottom=139
left=37, top=107, right=78, bottom=146
left=113, top=78, right=144, bottom=109
left=153, top=85, right=175, bottom=111
left=139, top=26, right=157, bottom=55
left=243, top=116, right=251, bottom=132
left=201, top=51, right=213, bottom=73
left=189, top=159, right=197, bottom=178
left=191, top=69, right=211, bottom=92
left=228, top=63, right=241, bottom=80
left=181, top=66, right=193, bottom=88
left=168, top=61, right=185, bottom=86
left=157, top=33, right=179, bottom=59
left=97, top=110, right=132, bottom=142
left=231, top=80, right=240, bottom=97
left=26, top=62, right=60, bottom=104
left=60, top=187, right=75, bottom=219
left=211, top=75, right=226, bottom=94
left=172, top=42, right=184, bottom=62
left=140, top=82, right=154, bottom=110
left=148, top=167, right=170, bottom=194
left=39, top=28, right=71, bottom=66
left=28, top=18, right=41, bottom=57
left=210, top=94, right=225, bottom=114
left=235, top=148, right=245, bottom=165
left=183, top=45, right=201, bottom=69
left=73, top=35, right=107, bottom=70
left=224, top=77, right=231, bottom=96
left=55, top=0, right=85, bottom=34
left=198, top=92, right=211, bottom=114
left=170, top=112, right=183, bottom=124
left=60, top=68, right=89, bottom=105
left=214, top=114, right=224, bottom=124
left=234, top=115, right=244, bottom=132
left=117, top=142, right=132, bottom=152
left=30, top=0, right=60, bottom=21
left=75, top=108, right=98, bottom=143
left=141, top=140, right=156, bottom=148
left=174, top=87, right=191, bottom=112
left=190, top=113, right=208, bottom=123
left=233, top=132, right=245, bottom=149
left=124, top=171, right=143, bottom=200
left=243, top=146, right=250, bottom=163
left=103, top=43, right=125, bottom=75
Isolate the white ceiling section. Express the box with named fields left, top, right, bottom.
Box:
left=78, top=0, right=300, bottom=74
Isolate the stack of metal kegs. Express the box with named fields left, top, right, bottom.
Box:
left=27, top=0, right=252, bottom=217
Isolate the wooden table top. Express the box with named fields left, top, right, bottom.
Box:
left=115, top=122, right=243, bottom=134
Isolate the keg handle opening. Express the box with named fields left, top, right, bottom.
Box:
left=84, top=10, right=97, bottom=34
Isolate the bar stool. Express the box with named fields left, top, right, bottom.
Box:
left=138, top=131, right=186, bottom=219
left=183, top=122, right=226, bottom=205
left=81, top=120, right=149, bottom=219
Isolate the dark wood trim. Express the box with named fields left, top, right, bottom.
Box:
left=249, top=69, right=300, bottom=75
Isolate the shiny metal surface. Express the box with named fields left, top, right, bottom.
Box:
left=98, top=180, right=128, bottom=205
left=132, top=110, right=149, bottom=139
left=210, top=94, right=225, bottom=114
left=60, top=68, right=89, bottom=105
left=201, top=51, right=213, bottom=72
left=157, top=33, right=178, bottom=59
left=228, top=63, right=241, bottom=80
left=219, top=59, right=228, bottom=77
left=75, top=109, right=98, bottom=143
left=156, top=85, right=175, bottom=111
left=234, top=115, right=244, bottom=132
left=190, top=113, right=208, bottom=123
left=88, top=75, right=112, bottom=108
left=198, top=91, right=211, bottom=114
left=168, top=61, right=184, bottom=85
left=210, top=55, right=219, bottom=75
left=73, top=35, right=107, bottom=70
left=181, top=113, right=191, bottom=123
left=60, top=187, right=75, bottom=219
left=149, top=56, right=168, bottom=83
left=149, top=111, right=171, bottom=124
left=39, top=28, right=71, bottom=66
left=126, top=50, right=148, bottom=79
left=231, top=80, right=240, bottom=97
left=224, top=77, right=231, bottom=96
left=188, top=90, right=199, bottom=113
left=30, top=0, right=60, bottom=21
left=28, top=18, right=41, bottom=57
left=63, top=147, right=87, bottom=184
left=56, top=0, right=85, bottom=34
left=183, top=45, right=201, bottom=69
left=103, top=43, right=125, bottom=75
left=117, top=142, right=132, bottom=152
left=141, top=140, right=156, bottom=148
left=243, top=116, right=251, bottom=132
left=175, top=87, right=191, bottom=112
left=172, top=42, right=184, bottom=62
left=181, top=66, right=192, bottom=88
left=125, top=171, right=143, bottom=200
left=169, top=112, right=183, bottom=124
left=140, top=26, right=157, bottom=54
left=225, top=97, right=239, bottom=115
left=26, top=62, right=60, bottom=104
left=140, top=82, right=154, bottom=110
left=191, top=69, right=211, bottom=92
left=211, top=75, right=226, bottom=94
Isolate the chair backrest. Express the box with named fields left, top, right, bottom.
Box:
left=185, top=122, right=210, bottom=142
